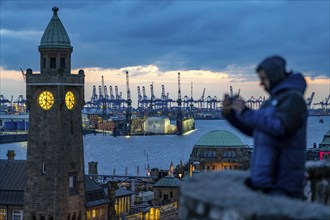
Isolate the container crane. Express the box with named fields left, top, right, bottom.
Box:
left=109, top=86, right=114, bottom=100
left=190, top=82, right=194, bottom=109
left=306, top=92, right=315, bottom=110
left=137, top=86, right=142, bottom=101
left=90, top=85, right=98, bottom=106
left=101, top=76, right=106, bottom=120
left=199, top=88, right=206, bottom=109
left=177, top=72, right=183, bottom=135
left=115, top=86, right=119, bottom=100
left=125, top=71, right=132, bottom=135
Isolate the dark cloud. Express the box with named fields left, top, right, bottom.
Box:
left=1, top=1, right=329, bottom=78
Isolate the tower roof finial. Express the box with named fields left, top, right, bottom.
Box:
left=52, top=7, right=59, bottom=15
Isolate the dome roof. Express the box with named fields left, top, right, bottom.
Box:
left=195, top=130, right=245, bottom=148
left=154, top=175, right=182, bottom=188
left=320, top=129, right=330, bottom=147
left=39, top=7, right=72, bottom=49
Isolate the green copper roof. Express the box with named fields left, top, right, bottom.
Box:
left=195, top=130, right=245, bottom=147
left=154, top=175, right=182, bottom=188
left=320, top=130, right=330, bottom=147
left=39, top=7, right=72, bottom=49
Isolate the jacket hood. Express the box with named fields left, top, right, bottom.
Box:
left=256, top=56, right=288, bottom=90
left=271, top=72, right=307, bottom=95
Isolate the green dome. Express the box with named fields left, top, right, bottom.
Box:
left=154, top=175, right=182, bottom=188
left=39, top=7, right=72, bottom=49
left=320, top=129, right=330, bottom=147
left=195, top=130, right=245, bottom=147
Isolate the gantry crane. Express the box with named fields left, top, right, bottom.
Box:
left=176, top=72, right=183, bottom=135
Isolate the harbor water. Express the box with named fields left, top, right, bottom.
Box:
left=1, top=116, right=329, bottom=175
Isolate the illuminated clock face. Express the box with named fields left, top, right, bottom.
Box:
left=38, top=91, right=54, bottom=110
left=65, top=91, right=75, bottom=110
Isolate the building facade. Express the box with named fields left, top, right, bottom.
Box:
left=189, top=130, right=250, bottom=171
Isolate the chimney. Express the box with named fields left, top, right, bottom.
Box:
left=7, top=150, right=15, bottom=160
left=88, top=161, right=98, bottom=175
left=88, top=161, right=98, bottom=181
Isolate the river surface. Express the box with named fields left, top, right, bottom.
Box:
left=1, top=116, right=329, bottom=175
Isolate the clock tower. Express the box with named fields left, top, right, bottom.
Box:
left=24, top=7, right=86, bottom=220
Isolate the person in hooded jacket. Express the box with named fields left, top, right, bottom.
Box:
left=222, top=55, right=307, bottom=198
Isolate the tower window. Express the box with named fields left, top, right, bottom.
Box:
left=43, top=58, right=46, bottom=69
left=50, top=58, right=56, bottom=69
left=60, top=58, right=66, bottom=69
left=42, top=161, right=46, bottom=175
left=68, top=172, right=78, bottom=195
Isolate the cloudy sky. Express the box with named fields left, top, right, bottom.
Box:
left=0, top=0, right=329, bottom=107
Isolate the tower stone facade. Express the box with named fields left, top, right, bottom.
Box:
left=24, top=7, right=86, bottom=220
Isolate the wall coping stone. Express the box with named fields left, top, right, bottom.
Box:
left=179, top=170, right=330, bottom=220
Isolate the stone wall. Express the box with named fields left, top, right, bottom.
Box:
left=179, top=170, right=330, bottom=220
left=305, top=160, right=330, bottom=205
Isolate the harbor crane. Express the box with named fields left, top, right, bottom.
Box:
left=306, top=92, right=315, bottom=110
left=176, top=72, right=183, bottom=135
left=198, top=88, right=206, bottom=109
left=125, top=71, right=132, bottom=135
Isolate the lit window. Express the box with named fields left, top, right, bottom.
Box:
left=12, top=210, right=23, bottom=220
left=86, top=211, right=91, bottom=220
left=0, top=209, right=7, bottom=220
left=92, top=209, right=97, bottom=218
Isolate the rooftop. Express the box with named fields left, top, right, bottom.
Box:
left=39, top=7, right=72, bottom=49
left=154, top=175, right=182, bottom=188
left=195, top=130, right=246, bottom=148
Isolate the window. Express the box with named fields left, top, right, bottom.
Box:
left=223, top=150, right=227, bottom=158
left=91, top=209, right=97, bottom=218
left=43, top=58, right=46, bottom=69
left=212, top=150, right=216, bottom=158
left=0, top=209, right=6, bottom=220
left=50, top=58, right=56, bottom=69
left=232, top=150, right=236, bottom=157
left=68, top=172, right=78, bottom=195
left=42, top=161, right=46, bottom=175
left=12, top=210, right=23, bottom=220
left=100, top=208, right=105, bottom=217
left=60, top=57, right=66, bottom=69
left=86, top=211, right=91, bottom=220
left=228, top=151, right=231, bottom=157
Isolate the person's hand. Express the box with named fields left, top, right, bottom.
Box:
left=232, top=98, right=246, bottom=113
left=222, top=94, right=233, bottom=116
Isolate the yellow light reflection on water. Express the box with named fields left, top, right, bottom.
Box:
left=183, top=129, right=196, bottom=136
